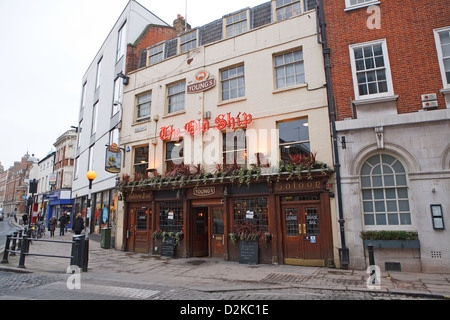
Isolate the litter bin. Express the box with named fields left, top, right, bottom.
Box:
left=101, top=228, right=111, bottom=249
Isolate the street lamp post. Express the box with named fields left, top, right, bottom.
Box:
left=86, top=171, right=97, bottom=240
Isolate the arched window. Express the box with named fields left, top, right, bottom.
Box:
left=360, top=154, right=411, bottom=226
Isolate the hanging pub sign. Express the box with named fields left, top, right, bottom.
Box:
left=159, top=112, right=253, bottom=141
left=187, top=70, right=216, bottom=94
left=105, top=143, right=122, bottom=173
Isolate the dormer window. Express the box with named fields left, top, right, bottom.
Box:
left=179, top=30, right=198, bottom=54
left=224, top=10, right=249, bottom=38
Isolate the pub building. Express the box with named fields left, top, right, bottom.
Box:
left=117, top=0, right=340, bottom=267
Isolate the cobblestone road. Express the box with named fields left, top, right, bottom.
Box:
left=0, top=270, right=437, bottom=301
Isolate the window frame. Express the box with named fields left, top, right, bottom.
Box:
left=360, top=154, right=413, bottom=230
left=274, top=48, right=306, bottom=90
left=116, top=21, right=127, bottom=63
left=222, top=129, right=247, bottom=167
left=135, top=91, right=152, bottom=123
left=133, top=145, right=149, bottom=177
left=147, top=43, right=165, bottom=66
left=344, top=0, right=380, bottom=11
left=434, top=26, right=450, bottom=89
left=224, top=10, right=249, bottom=38
left=221, top=64, right=246, bottom=102
left=278, top=118, right=310, bottom=163
left=91, top=102, right=98, bottom=136
left=349, top=39, right=394, bottom=101
left=274, top=0, right=302, bottom=22
left=112, top=78, right=123, bottom=116
left=167, top=80, right=186, bottom=114
left=95, top=57, right=102, bottom=90
left=179, top=30, right=198, bottom=54
left=165, top=140, right=185, bottom=172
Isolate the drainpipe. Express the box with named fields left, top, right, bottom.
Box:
left=316, top=0, right=349, bottom=268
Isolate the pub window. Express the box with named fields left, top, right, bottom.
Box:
left=136, top=92, right=152, bottom=123
left=133, top=145, right=149, bottom=177
left=222, top=129, right=247, bottom=167
left=278, top=118, right=310, bottom=163
left=233, top=197, right=269, bottom=232
left=274, top=49, right=305, bottom=89
left=167, top=81, right=186, bottom=114
left=159, top=201, right=183, bottom=233
left=221, top=65, right=245, bottom=101
left=165, top=140, right=184, bottom=172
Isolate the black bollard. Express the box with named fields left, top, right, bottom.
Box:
left=368, top=244, right=375, bottom=266
left=1, top=234, right=12, bottom=264
left=10, top=231, right=18, bottom=256
left=18, top=235, right=29, bottom=269
left=17, top=230, right=23, bottom=251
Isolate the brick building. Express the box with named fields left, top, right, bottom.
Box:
left=319, top=0, right=450, bottom=272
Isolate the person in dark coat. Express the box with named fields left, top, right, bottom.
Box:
left=48, top=216, right=57, bottom=237
left=72, top=213, right=84, bottom=235
left=58, top=213, right=67, bottom=236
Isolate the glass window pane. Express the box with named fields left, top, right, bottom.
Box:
left=364, top=214, right=375, bottom=225
left=400, top=213, right=411, bottom=225
left=396, top=174, right=407, bottom=186
left=376, top=214, right=387, bottom=225
left=372, top=176, right=382, bottom=187
left=385, top=188, right=396, bottom=199
left=397, top=188, right=408, bottom=199
left=363, top=201, right=373, bottom=213
left=388, top=213, right=399, bottom=225
left=362, top=189, right=372, bottom=200
left=384, top=175, right=395, bottom=186
left=375, top=201, right=385, bottom=212
left=399, top=200, right=410, bottom=211
left=374, top=189, right=384, bottom=199
left=361, top=176, right=371, bottom=187
left=387, top=200, right=397, bottom=212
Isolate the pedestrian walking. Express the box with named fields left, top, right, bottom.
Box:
left=72, top=213, right=84, bottom=235
left=22, top=213, right=28, bottom=226
left=48, top=216, right=57, bottom=237
left=13, top=208, right=17, bottom=223
left=58, top=213, right=67, bottom=236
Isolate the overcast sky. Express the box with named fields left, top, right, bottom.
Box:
left=0, top=0, right=266, bottom=170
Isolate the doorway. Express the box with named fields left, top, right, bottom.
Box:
left=191, top=205, right=225, bottom=258
left=193, top=207, right=208, bottom=257
left=281, top=204, right=325, bottom=266
left=126, top=204, right=151, bottom=253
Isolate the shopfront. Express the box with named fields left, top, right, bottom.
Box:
left=122, top=171, right=334, bottom=266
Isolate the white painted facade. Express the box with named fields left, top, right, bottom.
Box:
left=72, top=1, right=169, bottom=204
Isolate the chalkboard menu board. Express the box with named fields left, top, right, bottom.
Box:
left=239, top=241, right=258, bottom=265
left=161, top=237, right=175, bottom=258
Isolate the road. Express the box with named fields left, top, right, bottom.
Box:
left=0, top=218, right=21, bottom=253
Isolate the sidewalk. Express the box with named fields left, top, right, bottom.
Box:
left=1, top=219, right=450, bottom=299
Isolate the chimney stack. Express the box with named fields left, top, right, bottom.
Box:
left=173, top=14, right=191, bottom=34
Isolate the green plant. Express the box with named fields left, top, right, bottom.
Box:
left=228, top=221, right=272, bottom=248
left=360, top=231, right=419, bottom=241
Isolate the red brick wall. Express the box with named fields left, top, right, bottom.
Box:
left=126, top=25, right=177, bottom=72
left=322, top=0, right=450, bottom=120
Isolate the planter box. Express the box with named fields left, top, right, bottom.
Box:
left=363, top=239, right=420, bottom=249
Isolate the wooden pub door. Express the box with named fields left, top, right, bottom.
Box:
left=282, top=204, right=326, bottom=266
left=127, top=204, right=151, bottom=253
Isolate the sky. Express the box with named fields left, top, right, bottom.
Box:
left=0, top=0, right=266, bottom=170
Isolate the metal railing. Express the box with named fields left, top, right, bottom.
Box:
left=1, top=230, right=89, bottom=271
